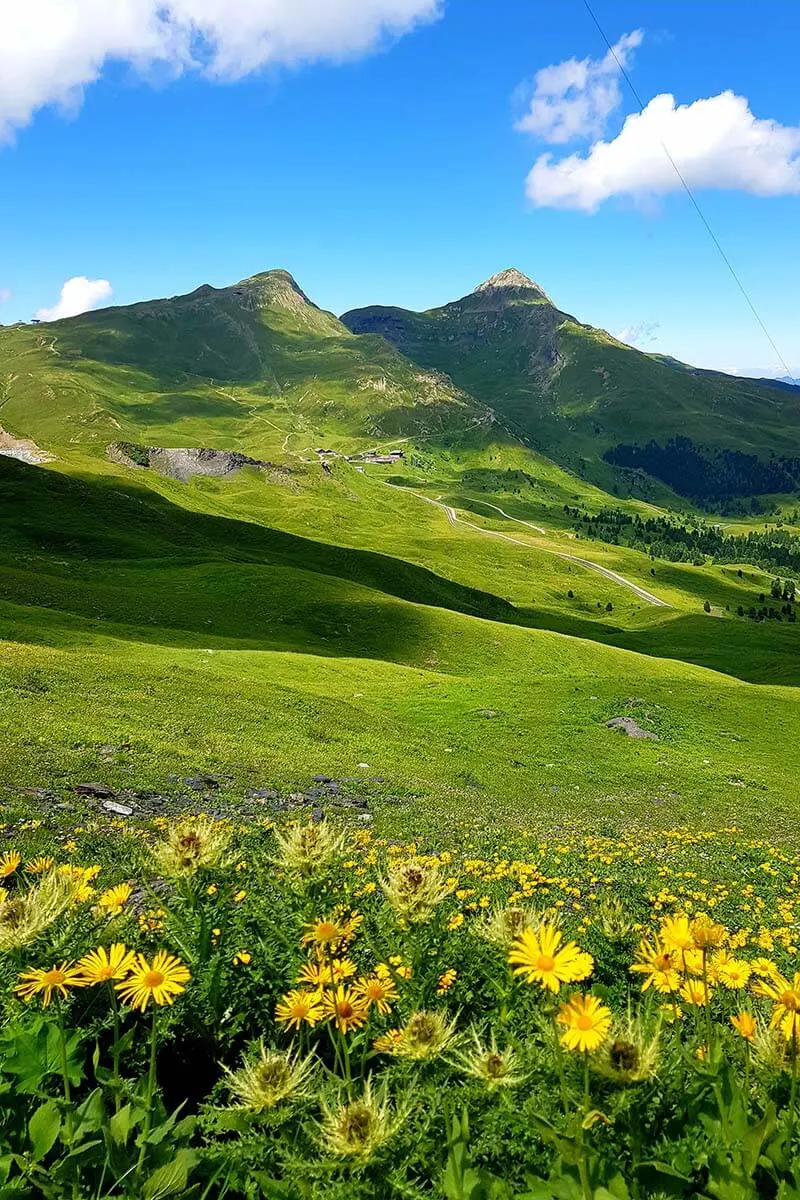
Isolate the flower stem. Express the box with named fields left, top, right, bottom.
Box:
left=55, top=1003, right=73, bottom=1142
left=136, top=1008, right=159, bottom=1177
left=109, top=985, right=122, bottom=1112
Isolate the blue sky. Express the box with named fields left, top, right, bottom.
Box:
left=1, top=0, right=799, bottom=374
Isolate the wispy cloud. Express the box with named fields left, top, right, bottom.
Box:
left=616, top=320, right=660, bottom=348
left=0, top=287, right=10, bottom=305
left=36, top=276, right=113, bottom=322
left=0, top=0, right=442, bottom=141
left=515, top=31, right=642, bottom=144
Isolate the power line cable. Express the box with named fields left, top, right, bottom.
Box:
left=581, top=0, right=796, bottom=383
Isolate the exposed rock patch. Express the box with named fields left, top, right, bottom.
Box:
left=108, top=442, right=276, bottom=482
left=0, top=426, right=55, bottom=465
left=605, top=716, right=659, bottom=740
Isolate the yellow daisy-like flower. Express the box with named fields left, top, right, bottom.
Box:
left=302, top=917, right=349, bottom=949
left=630, top=936, right=680, bottom=994
left=354, top=973, right=398, bottom=1015
left=323, top=986, right=369, bottom=1035
left=750, top=957, right=781, bottom=980
left=679, top=979, right=711, bottom=1007
left=115, top=951, right=190, bottom=1011
left=0, top=851, right=21, bottom=879
left=718, top=960, right=752, bottom=990
left=14, top=961, right=86, bottom=1007
left=753, top=971, right=800, bottom=1041
left=297, top=956, right=357, bottom=988
left=77, top=943, right=137, bottom=984
left=508, top=923, right=593, bottom=992
left=731, top=1011, right=757, bottom=1041
left=660, top=915, right=695, bottom=954
left=437, top=969, right=458, bottom=995
left=24, top=857, right=55, bottom=875
left=97, top=883, right=133, bottom=916
left=557, top=993, right=613, bottom=1054
left=691, top=915, right=727, bottom=950
left=275, top=988, right=324, bottom=1031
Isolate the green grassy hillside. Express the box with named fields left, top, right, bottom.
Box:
left=3, top=267, right=800, bottom=842
left=342, top=269, right=800, bottom=496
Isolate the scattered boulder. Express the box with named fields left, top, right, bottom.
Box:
left=102, top=800, right=135, bottom=817
left=75, top=782, right=115, bottom=799
left=605, top=717, right=658, bottom=741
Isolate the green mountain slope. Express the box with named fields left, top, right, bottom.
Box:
left=0, top=269, right=490, bottom=460
left=342, top=269, right=800, bottom=498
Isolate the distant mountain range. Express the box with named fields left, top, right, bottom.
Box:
left=2, top=265, right=800, bottom=503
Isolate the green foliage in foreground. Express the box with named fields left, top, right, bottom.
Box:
left=2, top=812, right=800, bottom=1197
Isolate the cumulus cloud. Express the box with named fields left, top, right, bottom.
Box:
left=525, top=90, right=800, bottom=211
left=616, top=320, right=660, bottom=348
left=35, top=276, right=113, bottom=321
left=0, top=0, right=442, bottom=140
left=515, top=31, right=642, bottom=143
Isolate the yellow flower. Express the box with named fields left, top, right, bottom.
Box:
left=233, top=950, right=252, bottom=966
left=115, top=950, right=190, bottom=1011
left=630, top=936, right=680, bottom=994
left=0, top=851, right=21, bottom=879
left=691, top=915, right=727, bottom=949
left=718, top=960, right=752, bottom=990
left=679, top=979, right=711, bottom=1007
left=731, top=1012, right=757, bottom=1041
left=302, top=917, right=349, bottom=951
left=297, top=957, right=356, bottom=988
left=437, top=969, right=458, bottom=994
left=508, top=923, right=593, bottom=992
left=14, top=961, right=86, bottom=1006
left=24, top=857, right=54, bottom=875
left=753, top=972, right=800, bottom=1040
left=354, top=974, right=398, bottom=1015
left=660, top=915, right=695, bottom=954
left=233, top=890, right=247, bottom=903
left=557, top=993, right=613, bottom=1054
left=275, top=989, right=324, bottom=1030
left=447, top=913, right=465, bottom=931
left=77, top=943, right=137, bottom=984
left=206, top=884, right=218, bottom=897
left=96, top=883, right=133, bottom=916
left=322, top=986, right=369, bottom=1035
left=750, top=957, right=781, bottom=980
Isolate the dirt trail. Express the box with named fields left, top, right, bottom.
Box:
left=383, top=482, right=669, bottom=607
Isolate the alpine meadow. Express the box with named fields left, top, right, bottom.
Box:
left=3, top=2, right=800, bottom=1196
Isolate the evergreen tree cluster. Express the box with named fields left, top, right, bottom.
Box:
left=603, top=436, right=800, bottom=505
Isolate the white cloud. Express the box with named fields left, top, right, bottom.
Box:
left=35, top=276, right=113, bottom=321
left=0, top=0, right=441, bottom=140
left=525, top=90, right=800, bottom=211
left=0, top=288, right=10, bottom=305
left=515, top=31, right=642, bottom=143
left=616, top=320, right=660, bottom=347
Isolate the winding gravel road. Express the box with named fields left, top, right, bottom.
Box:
left=384, top=482, right=669, bottom=608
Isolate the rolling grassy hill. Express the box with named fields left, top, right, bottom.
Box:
left=2, top=266, right=800, bottom=841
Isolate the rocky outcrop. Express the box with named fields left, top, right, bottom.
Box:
left=108, top=443, right=274, bottom=482
left=0, top=426, right=55, bottom=465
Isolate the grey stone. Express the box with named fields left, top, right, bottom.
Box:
left=102, top=800, right=134, bottom=816
left=604, top=717, right=658, bottom=740
left=75, top=782, right=115, bottom=799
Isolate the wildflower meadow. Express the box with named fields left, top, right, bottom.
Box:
left=2, top=808, right=800, bottom=1198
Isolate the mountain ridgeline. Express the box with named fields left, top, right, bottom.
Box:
left=1, top=264, right=798, bottom=504
left=343, top=269, right=800, bottom=503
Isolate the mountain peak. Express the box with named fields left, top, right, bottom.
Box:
left=473, top=268, right=549, bottom=299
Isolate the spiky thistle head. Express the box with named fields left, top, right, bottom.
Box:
left=0, top=870, right=75, bottom=951
left=318, top=1078, right=404, bottom=1162
left=388, top=1009, right=460, bottom=1061
left=472, top=903, right=542, bottom=948
left=381, top=857, right=452, bottom=926
left=595, top=1010, right=661, bottom=1085
left=594, top=891, right=634, bottom=941
left=273, top=821, right=344, bottom=883
left=451, top=1028, right=525, bottom=1090
left=153, top=816, right=232, bottom=877
left=223, top=1041, right=314, bottom=1112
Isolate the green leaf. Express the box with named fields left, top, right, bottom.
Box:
left=109, top=1104, right=135, bottom=1147
left=28, top=1100, right=61, bottom=1162
left=142, top=1149, right=197, bottom=1199
left=73, top=1087, right=105, bottom=1138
